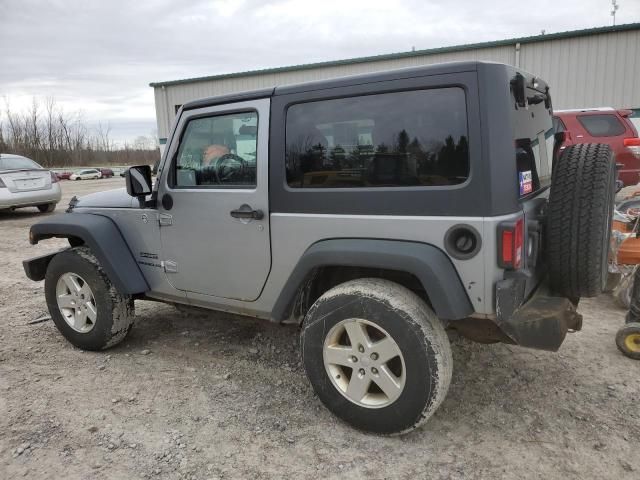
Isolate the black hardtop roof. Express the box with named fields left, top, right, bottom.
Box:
left=181, top=60, right=492, bottom=111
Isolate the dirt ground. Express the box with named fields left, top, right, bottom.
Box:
left=0, top=178, right=638, bottom=480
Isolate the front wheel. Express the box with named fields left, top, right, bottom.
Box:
left=45, top=247, right=134, bottom=350
left=301, top=278, right=452, bottom=435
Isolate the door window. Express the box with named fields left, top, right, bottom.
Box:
left=173, top=111, right=258, bottom=188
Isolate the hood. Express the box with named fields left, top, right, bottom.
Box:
left=73, top=188, right=135, bottom=208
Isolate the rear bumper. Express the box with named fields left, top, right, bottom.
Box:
left=0, top=184, right=62, bottom=209
left=495, top=278, right=582, bottom=351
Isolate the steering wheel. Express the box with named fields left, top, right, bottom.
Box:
left=214, top=154, right=246, bottom=184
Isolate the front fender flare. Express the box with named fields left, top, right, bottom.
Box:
left=271, top=238, right=474, bottom=321
left=25, top=213, right=148, bottom=295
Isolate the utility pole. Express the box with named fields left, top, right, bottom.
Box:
left=611, top=0, right=619, bottom=26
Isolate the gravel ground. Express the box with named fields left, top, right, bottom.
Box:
left=0, top=178, right=638, bottom=479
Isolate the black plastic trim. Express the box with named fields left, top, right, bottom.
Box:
left=443, top=224, right=482, bottom=260
left=182, top=88, right=274, bottom=111
left=26, top=213, right=149, bottom=295
left=495, top=279, right=581, bottom=351
left=271, top=238, right=474, bottom=321
left=23, top=248, right=70, bottom=282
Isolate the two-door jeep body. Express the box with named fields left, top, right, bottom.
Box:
left=24, top=61, right=615, bottom=434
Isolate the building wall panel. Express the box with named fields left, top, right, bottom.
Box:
left=153, top=29, right=640, bottom=139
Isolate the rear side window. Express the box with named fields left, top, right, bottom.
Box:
left=577, top=114, right=625, bottom=137
left=0, top=156, right=41, bottom=170
left=285, top=88, right=469, bottom=188
left=552, top=116, right=566, bottom=133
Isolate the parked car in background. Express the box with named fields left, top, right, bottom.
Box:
left=70, top=168, right=102, bottom=180
left=100, top=168, right=114, bottom=178
left=0, top=153, right=61, bottom=212
left=55, top=171, right=73, bottom=180
left=554, top=108, right=640, bottom=186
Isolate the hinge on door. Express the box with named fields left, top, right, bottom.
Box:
left=162, top=260, right=178, bottom=273
left=158, top=213, right=173, bottom=226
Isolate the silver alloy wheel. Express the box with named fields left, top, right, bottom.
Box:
left=323, top=318, right=406, bottom=408
left=55, top=272, right=97, bottom=333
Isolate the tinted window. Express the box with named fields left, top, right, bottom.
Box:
left=577, top=114, right=625, bottom=137
left=0, top=156, right=41, bottom=170
left=285, top=88, right=468, bottom=188
left=173, top=111, right=258, bottom=187
left=552, top=116, right=566, bottom=133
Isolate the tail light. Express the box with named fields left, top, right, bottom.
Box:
left=50, top=171, right=59, bottom=183
left=623, top=138, right=640, bottom=158
left=498, top=218, right=524, bottom=270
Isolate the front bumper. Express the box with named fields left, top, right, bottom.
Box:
left=495, top=278, right=582, bottom=351
left=0, top=184, right=62, bottom=209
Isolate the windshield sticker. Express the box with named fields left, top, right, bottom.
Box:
left=520, top=170, right=533, bottom=195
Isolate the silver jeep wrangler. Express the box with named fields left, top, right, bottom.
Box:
left=23, top=61, right=615, bottom=434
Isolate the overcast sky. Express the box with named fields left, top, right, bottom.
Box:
left=1, top=0, right=639, bottom=144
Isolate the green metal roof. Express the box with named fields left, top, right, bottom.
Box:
left=149, top=22, right=640, bottom=88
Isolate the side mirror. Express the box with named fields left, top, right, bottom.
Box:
left=125, top=165, right=152, bottom=205
left=510, top=73, right=526, bottom=108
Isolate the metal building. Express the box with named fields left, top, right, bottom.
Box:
left=150, top=23, right=640, bottom=146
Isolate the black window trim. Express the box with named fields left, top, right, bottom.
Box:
left=269, top=70, right=490, bottom=217
left=167, top=107, right=259, bottom=191
left=282, top=84, right=472, bottom=193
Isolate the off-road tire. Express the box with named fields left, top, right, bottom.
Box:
left=615, top=322, right=640, bottom=360
left=37, top=203, right=56, bottom=213
left=300, top=278, right=452, bottom=435
left=45, top=247, right=134, bottom=350
left=547, top=144, right=616, bottom=298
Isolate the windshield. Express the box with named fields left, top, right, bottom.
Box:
left=0, top=155, right=42, bottom=170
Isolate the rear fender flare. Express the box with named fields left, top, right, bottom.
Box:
left=271, top=238, right=474, bottom=321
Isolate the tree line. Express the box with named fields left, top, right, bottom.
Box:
left=0, top=97, right=160, bottom=168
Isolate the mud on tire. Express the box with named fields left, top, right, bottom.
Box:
left=45, top=246, right=135, bottom=350
left=300, top=278, right=452, bottom=435
left=547, top=143, right=616, bottom=298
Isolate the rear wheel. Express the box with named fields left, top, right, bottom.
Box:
left=547, top=144, right=616, bottom=298
left=37, top=203, right=56, bottom=213
left=45, top=247, right=134, bottom=350
left=615, top=322, right=640, bottom=360
left=301, top=278, right=452, bottom=434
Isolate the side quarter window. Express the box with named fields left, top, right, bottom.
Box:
left=285, top=88, right=469, bottom=188
left=172, top=111, right=258, bottom=188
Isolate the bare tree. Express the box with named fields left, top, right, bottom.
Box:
left=0, top=96, right=159, bottom=168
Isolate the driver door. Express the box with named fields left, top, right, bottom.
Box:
left=157, top=99, right=271, bottom=301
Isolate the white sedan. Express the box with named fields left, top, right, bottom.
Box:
left=70, top=169, right=102, bottom=180
left=0, top=153, right=62, bottom=212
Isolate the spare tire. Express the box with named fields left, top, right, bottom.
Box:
left=547, top=143, right=615, bottom=298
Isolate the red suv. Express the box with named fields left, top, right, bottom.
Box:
left=554, top=108, right=640, bottom=186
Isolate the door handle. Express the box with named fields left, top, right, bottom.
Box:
left=230, top=206, right=264, bottom=220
